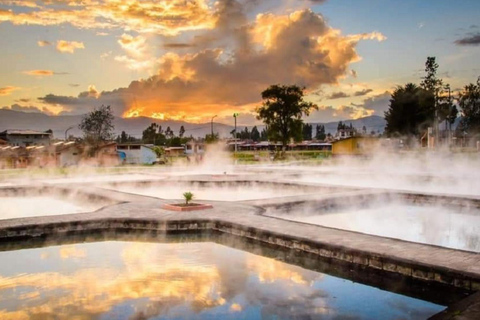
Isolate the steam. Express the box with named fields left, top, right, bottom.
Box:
left=265, top=199, right=480, bottom=252
left=0, top=196, right=97, bottom=220
left=1, top=143, right=480, bottom=254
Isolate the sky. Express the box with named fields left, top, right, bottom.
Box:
left=0, top=0, right=479, bottom=126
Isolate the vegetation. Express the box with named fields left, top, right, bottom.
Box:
left=315, top=124, right=326, bottom=140
left=230, top=126, right=262, bottom=141
left=384, top=57, right=464, bottom=140
left=384, top=83, right=434, bottom=137
left=116, top=131, right=138, bottom=143
left=458, top=77, right=480, bottom=134
left=142, top=123, right=190, bottom=147
left=302, top=123, right=313, bottom=140
left=183, top=192, right=194, bottom=205
left=79, top=105, right=115, bottom=155
left=204, top=133, right=219, bottom=144
left=256, top=84, right=317, bottom=152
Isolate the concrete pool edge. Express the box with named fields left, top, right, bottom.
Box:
left=0, top=212, right=479, bottom=292
left=1, top=183, right=480, bottom=318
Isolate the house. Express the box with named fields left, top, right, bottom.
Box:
left=335, top=128, right=356, bottom=140
left=55, top=142, right=84, bottom=167
left=332, top=137, right=379, bottom=155
left=0, top=130, right=52, bottom=147
left=165, top=147, right=185, bottom=157
left=0, top=138, right=7, bottom=145
left=0, top=146, right=29, bottom=168
left=184, top=141, right=205, bottom=155
left=95, top=142, right=119, bottom=166
left=116, top=144, right=157, bottom=164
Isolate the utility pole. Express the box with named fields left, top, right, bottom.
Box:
left=445, top=84, right=452, bottom=146
left=233, top=113, right=239, bottom=154
left=211, top=115, right=217, bottom=138
left=434, top=88, right=439, bottom=148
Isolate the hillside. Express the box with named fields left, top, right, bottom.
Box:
left=0, top=109, right=387, bottom=139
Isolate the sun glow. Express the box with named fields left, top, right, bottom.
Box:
left=151, top=112, right=165, bottom=120
left=123, top=108, right=144, bottom=118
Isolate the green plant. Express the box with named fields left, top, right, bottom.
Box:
left=183, top=192, right=194, bottom=205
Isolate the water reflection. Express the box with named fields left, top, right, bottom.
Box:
left=0, top=241, right=444, bottom=319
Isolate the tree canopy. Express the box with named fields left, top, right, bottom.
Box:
left=315, top=124, right=326, bottom=140
left=384, top=83, right=434, bottom=136
left=79, top=105, right=115, bottom=152
left=256, top=84, right=317, bottom=149
left=458, top=77, right=480, bottom=134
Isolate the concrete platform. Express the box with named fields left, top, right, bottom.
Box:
left=1, top=182, right=480, bottom=318
left=1, top=187, right=479, bottom=291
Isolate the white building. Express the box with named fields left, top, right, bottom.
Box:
left=117, top=144, right=157, bottom=164
left=184, top=141, right=205, bottom=155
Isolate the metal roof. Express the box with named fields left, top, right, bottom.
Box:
left=0, top=130, right=51, bottom=135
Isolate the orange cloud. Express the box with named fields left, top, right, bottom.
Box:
left=22, top=70, right=54, bottom=76
left=118, top=33, right=146, bottom=57
left=35, top=7, right=386, bottom=123
left=0, top=0, right=217, bottom=35
left=56, top=40, right=84, bottom=53
left=0, top=86, right=19, bottom=96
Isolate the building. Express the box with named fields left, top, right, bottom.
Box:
left=116, top=144, right=157, bottom=164
left=55, top=142, right=84, bottom=167
left=184, top=141, right=205, bottom=155
left=332, top=137, right=379, bottom=155
left=165, top=147, right=185, bottom=157
left=0, top=130, right=52, bottom=147
left=335, top=128, right=356, bottom=140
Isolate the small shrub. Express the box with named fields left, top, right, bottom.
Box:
left=183, top=192, right=194, bottom=205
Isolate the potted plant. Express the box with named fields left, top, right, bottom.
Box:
left=162, top=191, right=213, bottom=211
left=183, top=192, right=194, bottom=206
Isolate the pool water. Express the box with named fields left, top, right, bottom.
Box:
left=268, top=203, right=480, bottom=252
left=0, top=241, right=444, bottom=319
left=0, top=196, right=100, bottom=220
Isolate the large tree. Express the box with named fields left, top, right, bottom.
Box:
left=142, top=123, right=166, bottom=145
left=117, top=131, right=137, bottom=143
left=256, top=85, right=317, bottom=151
left=79, top=105, right=115, bottom=154
left=178, top=125, right=185, bottom=138
left=251, top=126, right=260, bottom=142
left=421, top=57, right=443, bottom=93
left=302, top=123, right=312, bottom=141
left=315, top=124, right=326, bottom=140
left=458, top=77, right=480, bottom=134
left=384, top=83, right=434, bottom=137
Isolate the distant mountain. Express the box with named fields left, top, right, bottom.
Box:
left=312, top=115, right=386, bottom=135
left=0, top=109, right=387, bottom=139
left=0, top=109, right=234, bottom=139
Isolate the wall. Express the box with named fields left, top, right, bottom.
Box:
left=6, top=135, right=51, bottom=147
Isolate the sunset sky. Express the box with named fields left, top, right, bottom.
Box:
left=1, top=0, right=479, bottom=125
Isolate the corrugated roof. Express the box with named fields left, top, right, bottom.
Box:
left=1, top=130, right=51, bottom=135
